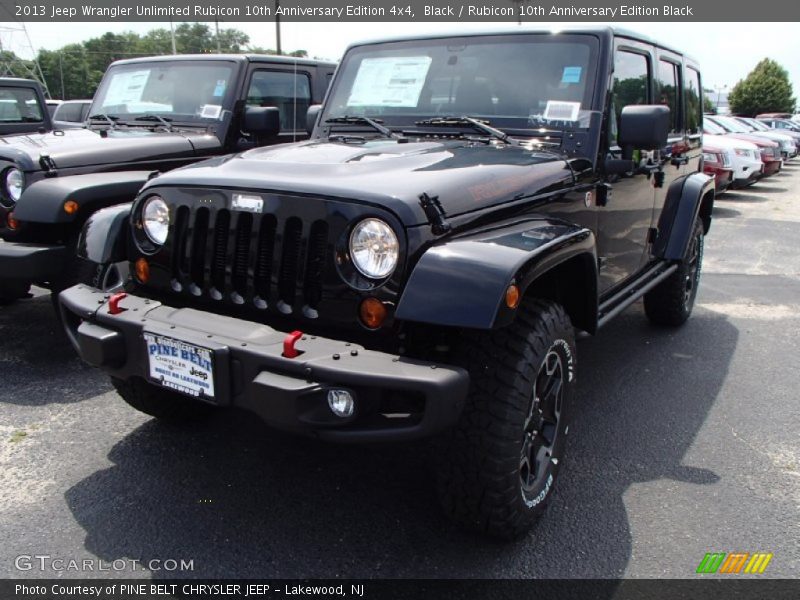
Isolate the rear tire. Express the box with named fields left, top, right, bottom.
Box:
left=435, top=299, right=576, bottom=540
left=644, top=219, right=704, bottom=326
left=112, top=377, right=215, bottom=423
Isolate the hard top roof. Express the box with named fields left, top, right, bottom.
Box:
left=109, top=54, right=336, bottom=68
left=347, top=26, right=698, bottom=64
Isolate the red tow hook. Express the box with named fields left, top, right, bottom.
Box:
left=283, top=330, right=304, bottom=358
left=107, top=292, right=128, bottom=315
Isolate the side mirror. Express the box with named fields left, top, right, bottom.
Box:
left=306, top=104, right=322, bottom=135
left=618, top=105, right=670, bottom=157
left=244, top=106, right=280, bottom=137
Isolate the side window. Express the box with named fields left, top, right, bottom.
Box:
left=247, top=70, right=311, bottom=133
left=610, top=50, right=650, bottom=145
left=658, top=60, right=681, bottom=133
left=685, top=67, right=702, bottom=135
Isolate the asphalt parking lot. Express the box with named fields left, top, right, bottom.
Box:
left=1, top=166, right=799, bottom=580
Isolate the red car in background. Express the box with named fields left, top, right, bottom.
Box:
left=702, top=145, right=734, bottom=192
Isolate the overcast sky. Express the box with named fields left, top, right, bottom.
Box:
left=6, top=21, right=800, bottom=98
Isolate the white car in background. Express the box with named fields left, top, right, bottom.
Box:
left=703, top=120, right=763, bottom=188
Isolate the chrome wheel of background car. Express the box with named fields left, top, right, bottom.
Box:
left=520, top=348, right=564, bottom=502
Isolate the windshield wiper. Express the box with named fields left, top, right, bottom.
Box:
left=132, top=114, right=173, bottom=131
left=87, top=113, right=119, bottom=128
left=325, top=115, right=400, bottom=139
left=414, top=116, right=517, bottom=145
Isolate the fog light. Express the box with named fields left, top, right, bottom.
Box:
left=327, top=389, right=355, bottom=418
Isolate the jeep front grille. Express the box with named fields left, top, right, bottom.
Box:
left=167, top=206, right=330, bottom=318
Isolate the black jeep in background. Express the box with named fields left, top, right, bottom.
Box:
left=61, top=28, right=713, bottom=539
left=0, top=77, right=52, bottom=137
left=0, top=54, right=335, bottom=303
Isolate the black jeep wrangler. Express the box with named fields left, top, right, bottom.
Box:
left=60, top=28, right=713, bottom=539
left=0, top=54, right=335, bottom=303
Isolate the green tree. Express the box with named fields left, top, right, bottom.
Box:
left=703, top=94, right=715, bottom=114
left=728, top=59, right=796, bottom=116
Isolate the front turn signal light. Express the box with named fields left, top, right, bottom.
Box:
left=134, top=258, right=150, bottom=283
left=6, top=212, right=19, bottom=230
left=359, top=297, right=387, bottom=329
left=505, top=284, right=521, bottom=309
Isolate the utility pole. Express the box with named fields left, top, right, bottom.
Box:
left=59, top=51, right=65, bottom=99
left=214, top=18, right=221, bottom=53
left=169, top=18, right=177, bottom=54
left=275, top=0, right=282, bottom=55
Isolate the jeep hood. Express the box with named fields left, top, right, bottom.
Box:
left=148, top=139, right=575, bottom=226
left=0, top=127, right=220, bottom=171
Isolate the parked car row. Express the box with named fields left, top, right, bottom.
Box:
left=701, top=113, right=797, bottom=192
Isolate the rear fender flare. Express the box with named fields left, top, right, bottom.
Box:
left=654, top=172, right=714, bottom=260
left=395, top=219, right=597, bottom=330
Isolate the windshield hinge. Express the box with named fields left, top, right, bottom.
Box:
left=419, top=192, right=451, bottom=236
left=39, top=154, right=58, bottom=177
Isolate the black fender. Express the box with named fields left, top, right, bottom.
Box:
left=12, top=171, right=153, bottom=225
left=653, top=172, right=714, bottom=261
left=395, top=219, right=597, bottom=330
left=77, top=202, right=132, bottom=265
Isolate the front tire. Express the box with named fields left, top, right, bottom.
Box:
left=436, top=299, right=576, bottom=540
left=644, top=219, right=704, bottom=326
left=112, top=377, right=215, bottom=423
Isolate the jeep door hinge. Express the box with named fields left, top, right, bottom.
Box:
left=418, top=192, right=451, bottom=235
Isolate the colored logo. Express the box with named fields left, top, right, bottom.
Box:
left=696, top=552, right=773, bottom=574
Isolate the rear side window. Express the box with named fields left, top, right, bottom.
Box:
left=685, top=67, right=702, bottom=134
left=658, top=60, right=681, bottom=133
left=610, top=50, right=650, bottom=145
left=247, top=70, right=311, bottom=133
left=0, top=87, right=43, bottom=123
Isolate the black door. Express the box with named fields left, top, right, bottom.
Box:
left=596, top=40, right=657, bottom=292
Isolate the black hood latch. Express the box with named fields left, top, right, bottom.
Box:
left=419, top=192, right=451, bottom=236
left=39, top=154, right=58, bottom=177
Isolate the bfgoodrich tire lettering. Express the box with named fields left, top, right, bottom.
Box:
left=436, top=299, right=576, bottom=540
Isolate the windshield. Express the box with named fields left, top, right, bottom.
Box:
left=322, top=34, right=599, bottom=132
left=91, top=60, right=236, bottom=123
left=746, top=119, right=769, bottom=131
left=703, top=119, right=726, bottom=135
left=711, top=116, right=750, bottom=134
left=0, top=87, right=44, bottom=123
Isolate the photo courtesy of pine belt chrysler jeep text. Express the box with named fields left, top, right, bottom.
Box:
left=59, top=28, right=714, bottom=539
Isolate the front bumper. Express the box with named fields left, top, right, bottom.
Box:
left=0, top=241, right=67, bottom=284
left=59, top=285, right=469, bottom=442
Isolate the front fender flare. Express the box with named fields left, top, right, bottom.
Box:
left=12, top=171, right=153, bottom=225
left=395, top=219, right=596, bottom=330
left=78, top=202, right=132, bottom=264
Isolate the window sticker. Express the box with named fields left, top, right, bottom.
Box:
left=200, top=104, right=223, bottom=119
left=561, top=66, right=582, bottom=84
left=213, top=79, right=227, bottom=97
left=347, top=56, right=432, bottom=108
left=103, top=69, right=151, bottom=106
left=543, top=100, right=581, bottom=122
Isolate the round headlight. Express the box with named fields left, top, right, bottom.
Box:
left=142, top=195, right=170, bottom=245
left=4, top=168, right=24, bottom=204
left=349, top=218, right=399, bottom=279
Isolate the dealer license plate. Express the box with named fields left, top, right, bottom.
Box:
left=144, top=333, right=215, bottom=398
